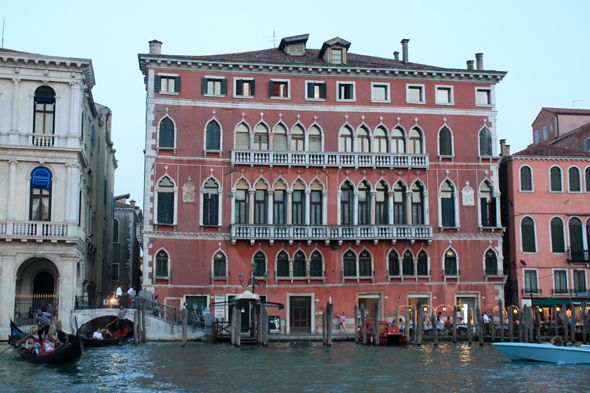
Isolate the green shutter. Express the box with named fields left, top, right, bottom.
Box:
left=203, top=194, right=210, bottom=225
left=269, top=80, right=274, bottom=97
left=321, top=83, right=327, bottom=99
left=201, top=78, right=208, bottom=95
left=210, top=194, right=219, bottom=226
left=174, top=76, right=181, bottom=93
left=236, top=80, right=243, bottom=96
left=307, top=83, right=314, bottom=99
left=480, top=198, right=488, bottom=226
left=221, top=79, right=227, bottom=95
left=154, top=76, right=161, bottom=93
left=250, top=79, right=255, bottom=96
left=346, top=84, right=352, bottom=99
left=551, top=219, right=565, bottom=253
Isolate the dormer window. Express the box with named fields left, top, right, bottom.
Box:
left=278, top=34, right=309, bottom=56
left=319, top=37, right=351, bottom=65
left=332, top=49, right=342, bottom=64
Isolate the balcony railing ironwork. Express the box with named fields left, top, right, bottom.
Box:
left=231, top=224, right=433, bottom=244
left=568, top=248, right=590, bottom=263
left=0, top=220, right=77, bottom=239
left=231, top=150, right=429, bottom=169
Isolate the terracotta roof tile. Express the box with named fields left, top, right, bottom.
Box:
left=512, top=144, right=590, bottom=158
left=541, top=107, right=590, bottom=116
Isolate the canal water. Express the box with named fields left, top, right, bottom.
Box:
left=1, top=341, right=589, bottom=392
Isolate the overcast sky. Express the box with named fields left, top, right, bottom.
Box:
left=3, top=0, right=589, bottom=209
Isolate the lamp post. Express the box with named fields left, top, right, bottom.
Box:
left=238, top=262, right=269, bottom=294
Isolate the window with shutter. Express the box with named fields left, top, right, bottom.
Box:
left=158, top=117, right=175, bottom=149
left=372, top=84, right=389, bottom=101
left=480, top=181, right=496, bottom=227
left=388, top=250, right=399, bottom=276
left=520, top=166, right=532, bottom=191
left=358, top=181, right=370, bottom=225
left=402, top=251, right=414, bottom=276
left=586, top=168, right=590, bottom=192
left=277, top=251, right=289, bottom=277
left=569, top=167, right=581, bottom=192
left=213, top=252, right=226, bottom=277
left=234, top=189, right=248, bottom=224
left=154, top=76, right=161, bottom=92
left=203, top=179, right=219, bottom=226
left=412, top=183, right=424, bottom=225
left=569, top=218, right=584, bottom=251
left=394, top=182, right=406, bottom=225
left=551, top=217, right=565, bottom=253
left=375, top=181, right=388, bottom=225
left=521, top=217, right=536, bottom=252
left=254, top=190, right=267, bottom=224
left=479, top=127, right=492, bottom=156
left=550, top=167, right=562, bottom=191
left=359, top=250, right=372, bottom=277
left=343, top=250, right=357, bottom=277
left=174, top=76, right=181, bottom=93
left=441, top=181, right=455, bottom=227
left=293, top=251, right=306, bottom=277
left=253, top=251, right=266, bottom=277
left=524, top=270, right=538, bottom=293
left=158, top=192, right=174, bottom=224
left=273, top=190, right=286, bottom=224
left=270, top=80, right=288, bottom=98
left=337, top=82, right=354, bottom=100
left=159, top=76, right=177, bottom=93
left=439, top=127, right=453, bottom=156
left=554, top=270, right=568, bottom=293
left=574, top=270, right=587, bottom=292
left=156, top=250, right=168, bottom=277
left=310, top=190, right=322, bottom=225
left=310, top=251, right=323, bottom=277
left=206, top=121, right=221, bottom=150
left=417, top=251, right=428, bottom=276
left=340, top=182, right=353, bottom=225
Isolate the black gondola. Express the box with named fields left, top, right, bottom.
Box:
left=80, top=335, right=123, bottom=347
left=9, top=320, right=82, bottom=365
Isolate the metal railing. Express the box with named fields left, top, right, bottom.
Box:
left=231, top=149, right=429, bottom=169
left=568, top=248, right=590, bottom=263
left=14, top=294, right=59, bottom=333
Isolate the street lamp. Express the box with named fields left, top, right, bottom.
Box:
left=238, top=262, right=269, bottom=294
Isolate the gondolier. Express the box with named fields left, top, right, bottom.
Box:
left=35, top=309, right=52, bottom=340
left=117, top=305, right=127, bottom=333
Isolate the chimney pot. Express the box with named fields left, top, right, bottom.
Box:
left=130, top=199, right=136, bottom=207
left=149, top=40, right=162, bottom=55
left=506, top=145, right=510, bottom=156
left=467, top=60, right=474, bottom=71
left=499, top=139, right=506, bottom=157
left=393, top=51, right=399, bottom=61
left=475, top=53, right=484, bottom=70
left=400, top=39, right=409, bottom=64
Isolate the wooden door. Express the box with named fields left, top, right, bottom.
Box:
left=290, top=297, right=311, bottom=333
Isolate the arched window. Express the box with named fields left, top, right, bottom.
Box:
left=113, top=219, right=119, bottom=243
left=290, top=124, right=305, bottom=151
left=254, top=187, right=268, bottom=224
left=375, top=181, right=388, bottom=225
left=569, top=167, right=581, bottom=192
left=479, top=127, right=492, bottom=156
left=253, top=251, right=266, bottom=277
left=203, top=179, right=219, bottom=226
left=388, top=250, right=400, bottom=276
left=358, top=180, right=370, bottom=225
left=157, top=177, right=174, bottom=225
left=359, top=250, right=372, bottom=277
left=402, top=250, right=414, bottom=276
left=480, top=181, right=497, bottom=227
left=339, top=126, right=353, bottom=152
left=213, top=251, right=226, bottom=277
left=374, top=127, right=388, bottom=153
left=273, top=182, right=287, bottom=225
left=310, top=188, right=323, bottom=226
left=159, top=118, right=175, bottom=148
left=341, top=181, right=354, bottom=225
left=439, top=126, right=453, bottom=156
left=29, top=167, right=52, bottom=221
left=521, top=217, right=536, bottom=252
left=550, top=167, right=562, bottom=192
left=520, top=166, right=533, bottom=191
left=309, top=125, right=322, bottom=152
left=293, top=251, right=306, bottom=277
left=33, top=86, right=56, bottom=136
left=441, top=180, right=455, bottom=227
left=392, top=127, right=405, bottom=153
left=234, top=181, right=249, bottom=224
left=235, top=123, right=250, bottom=149
left=155, top=250, right=168, bottom=277
left=569, top=217, right=584, bottom=254
left=310, top=251, right=323, bottom=277
left=586, top=168, right=590, bottom=192
left=551, top=217, right=565, bottom=253
left=444, top=249, right=457, bottom=276
left=292, top=186, right=305, bottom=225
left=417, top=250, right=428, bottom=276
left=485, top=249, right=498, bottom=276
left=394, top=182, right=406, bottom=225
left=343, top=250, right=357, bottom=277
left=358, top=126, right=370, bottom=153
left=408, top=128, right=422, bottom=154
left=277, top=251, right=289, bottom=277
left=254, top=124, right=269, bottom=150
left=273, top=124, right=287, bottom=151
left=205, top=120, right=220, bottom=150
left=412, top=183, right=424, bottom=225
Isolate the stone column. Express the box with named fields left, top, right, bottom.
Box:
left=387, top=191, right=394, bottom=225
left=65, top=164, right=72, bottom=221
left=230, top=190, right=236, bottom=225
left=353, top=191, right=359, bottom=225
left=217, top=188, right=223, bottom=227
left=336, top=190, right=342, bottom=225
left=67, top=83, right=81, bottom=148
left=322, top=190, right=328, bottom=225
left=59, top=257, right=77, bottom=331
left=305, top=189, right=311, bottom=225
left=423, top=190, right=430, bottom=225
left=0, top=253, right=17, bottom=338
left=248, top=189, right=255, bottom=225
left=267, top=190, right=274, bottom=224
left=405, top=191, right=413, bottom=225
left=7, top=160, right=17, bottom=220
left=8, top=78, right=20, bottom=145
left=370, top=191, right=377, bottom=225
left=286, top=190, right=293, bottom=225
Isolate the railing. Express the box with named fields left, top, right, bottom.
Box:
left=552, top=289, right=571, bottom=295
left=14, top=294, right=59, bottom=333
left=568, top=248, right=590, bottom=263
left=135, top=296, right=183, bottom=324
left=231, top=150, right=429, bottom=169
left=522, top=288, right=542, bottom=295
left=231, top=224, right=433, bottom=243
left=29, top=134, right=56, bottom=147
left=0, top=220, right=77, bottom=239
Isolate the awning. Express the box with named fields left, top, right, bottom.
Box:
left=532, top=297, right=590, bottom=307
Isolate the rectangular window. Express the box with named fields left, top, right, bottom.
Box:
left=436, top=86, right=453, bottom=104
left=534, top=130, right=540, bottom=144
left=201, top=77, right=227, bottom=96
left=161, top=77, right=175, bottom=93
left=235, top=79, right=255, bottom=97
left=337, top=82, right=355, bottom=100
left=476, top=88, right=491, bottom=105
left=542, top=126, right=548, bottom=141
left=155, top=75, right=181, bottom=94
left=208, top=80, right=221, bottom=95
left=554, top=270, right=568, bottom=294
left=441, top=198, right=455, bottom=227
left=524, top=270, right=538, bottom=293
left=407, top=85, right=424, bottom=103
left=550, top=124, right=554, bottom=133
left=292, top=190, right=305, bottom=225
left=235, top=190, right=248, bottom=224
left=306, top=82, right=326, bottom=99
left=332, top=49, right=342, bottom=64
left=310, top=190, right=322, bottom=225
left=254, top=190, right=267, bottom=224
left=584, top=137, right=590, bottom=152
left=112, top=263, right=119, bottom=281
left=270, top=80, right=289, bottom=98
left=273, top=190, right=286, bottom=225
left=372, top=83, right=389, bottom=102
left=574, top=271, right=587, bottom=293
left=203, top=193, right=219, bottom=226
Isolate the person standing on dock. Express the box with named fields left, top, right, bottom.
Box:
left=117, top=305, right=127, bottom=334
left=35, top=309, right=52, bottom=340
left=116, top=285, right=123, bottom=305
left=337, top=312, right=348, bottom=333
left=482, top=311, right=490, bottom=335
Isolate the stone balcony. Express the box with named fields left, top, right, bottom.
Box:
left=231, top=150, right=429, bottom=169
left=0, top=220, right=81, bottom=243
left=230, top=224, right=433, bottom=245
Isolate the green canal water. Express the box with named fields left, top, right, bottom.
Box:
left=1, top=341, right=589, bottom=392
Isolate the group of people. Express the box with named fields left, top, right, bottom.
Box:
left=115, top=285, right=137, bottom=308
left=23, top=333, right=59, bottom=355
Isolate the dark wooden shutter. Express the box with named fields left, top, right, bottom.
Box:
left=389, top=253, right=399, bottom=275
left=269, top=80, right=274, bottom=97
left=307, top=83, right=314, bottom=99
left=159, top=119, right=174, bottom=148
left=551, top=168, right=562, bottom=191
left=551, top=219, right=565, bottom=252
left=570, top=221, right=583, bottom=251
left=489, top=198, right=497, bottom=226
left=442, top=198, right=455, bottom=227
left=250, top=79, right=255, bottom=96
left=174, top=76, right=181, bottom=93
left=210, top=194, right=218, bottom=226
left=206, top=122, right=220, bottom=150
left=320, top=83, right=327, bottom=99
left=221, top=79, right=227, bottom=95
left=201, top=78, right=208, bottom=95
left=522, top=218, right=536, bottom=252
left=440, top=128, right=452, bottom=155
left=345, top=84, right=352, bottom=99
left=154, top=76, right=162, bottom=92
left=158, top=193, right=174, bottom=224
left=480, top=198, right=488, bottom=227
left=586, top=169, right=590, bottom=192
left=203, top=194, right=210, bottom=225
left=236, top=80, right=243, bottom=96
left=570, top=168, right=580, bottom=191
left=521, top=167, right=532, bottom=191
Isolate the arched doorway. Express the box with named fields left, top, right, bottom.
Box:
left=15, top=257, right=59, bottom=319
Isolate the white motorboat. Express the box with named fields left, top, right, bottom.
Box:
left=492, top=342, right=590, bottom=363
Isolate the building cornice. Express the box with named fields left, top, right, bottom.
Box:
left=507, top=155, right=590, bottom=163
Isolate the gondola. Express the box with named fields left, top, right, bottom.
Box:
left=9, top=320, right=83, bottom=365
left=80, top=335, right=123, bottom=347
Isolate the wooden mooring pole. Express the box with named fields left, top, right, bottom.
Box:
left=490, top=309, right=495, bottom=342
left=322, top=306, right=327, bottom=345
left=476, top=305, right=483, bottom=346
left=416, top=305, right=422, bottom=346
left=327, top=302, right=333, bottom=346
left=563, top=303, right=568, bottom=343
left=432, top=310, right=438, bottom=346
left=141, top=305, right=147, bottom=343
left=374, top=302, right=380, bottom=346
left=412, top=306, right=417, bottom=344
left=404, top=306, right=410, bottom=343
left=535, top=306, right=541, bottom=344
left=508, top=306, right=514, bottom=342
left=582, top=301, right=588, bottom=344
left=452, top=306, right=457, bottom=343
left=354, top=305, right=359, bottom=343
left=262, top=304, right=269, bottom=347
left=361, top=303, right=367, bottom=345
left=467, top=307, right=472, bottom=345
left=499, top=300, right=504, bottom=342
left=134, top=309, right=139, bottom=344
left=181, top=308, right=188, bottom=347
left=518, top=308, right=524, bottom=343
left=572, top=304, right=577, bottom=345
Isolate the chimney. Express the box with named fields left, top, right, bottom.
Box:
left=130, top=199, right=136, bottom=207
left=400, top=39, right=409, bottom=64
left=149, top=40, right=162, bottom=55
left=467, top=60, right=474, bottom=71
left=393, top=51, right=399, bottom=61
left=499, top=139, right=506, bottom=156
left=475, top=53, right=484, bottom=70
left=506, top=145, right=510, bottom=156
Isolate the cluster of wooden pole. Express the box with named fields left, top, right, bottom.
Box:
left=134, top=306, right=146, bottom=344
left=257, top=304, right=269, bottom=346
left=322, top=301, right=333, bottom=346
left=231, top=306, right=241, bottom=347
left=181, top=308, right=188, bottom=347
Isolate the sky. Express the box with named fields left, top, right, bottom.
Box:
left=3, top=0, right=589, bottom=210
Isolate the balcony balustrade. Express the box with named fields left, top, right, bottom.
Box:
left=568, top=248, right=590, bottom=263
left=231, top=150, right=429, bottom=169
left=231, top=224, right=433, bottom=245
left=0, top=220, right=80, bottom=241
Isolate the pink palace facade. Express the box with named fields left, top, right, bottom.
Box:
left=138, top=35, right=508, bottom=333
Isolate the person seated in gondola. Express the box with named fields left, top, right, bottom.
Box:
left=103, top=328, right=113, bottom=339
left=43, top=333, right=57, bottom=353
left=93, top=328, right=104, bottom=340
left=25, top=338, right=41, bottom=354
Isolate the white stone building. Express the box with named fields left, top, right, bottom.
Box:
left=0, top=48, right=116, bottom=337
